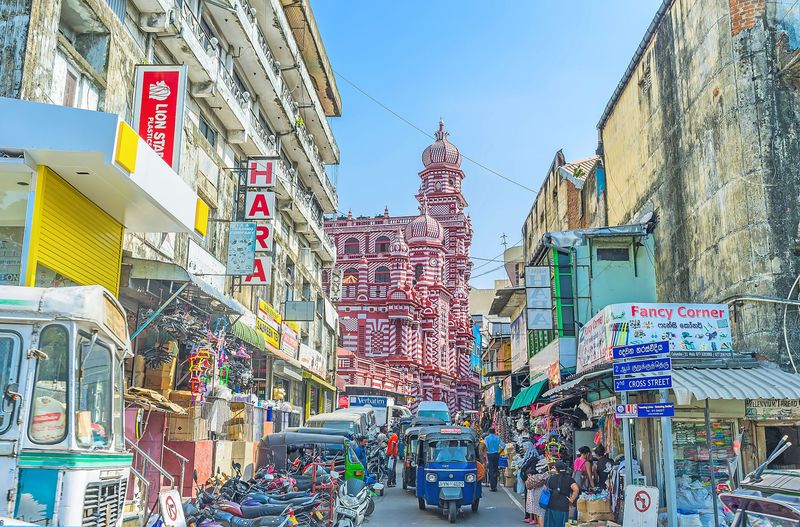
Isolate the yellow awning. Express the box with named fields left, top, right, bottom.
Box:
left=303, top=371, right=336, bottom=392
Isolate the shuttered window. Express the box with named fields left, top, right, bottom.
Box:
left=29, top=168, right=123, bottom=294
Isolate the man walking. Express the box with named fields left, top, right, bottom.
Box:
left=484, top=427, right=506, bottom=492
left=386, top=427, right=399, bottom=487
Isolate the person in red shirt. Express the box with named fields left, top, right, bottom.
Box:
left=386, top=427, right=400, bottom=487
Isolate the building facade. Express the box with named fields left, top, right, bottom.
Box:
left=325, top=122, right=479, bottom=411
left=0, top=0, right=342, bottom=504
left=598, top=0, right=800, bottom=369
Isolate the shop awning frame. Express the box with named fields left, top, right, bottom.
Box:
left=303, top=371, right=337, bottom=392
left=124, top=257, right=246, bottom=338
left=541, top=368, right=612, bottom=398
left=671, top=365, right=800, bottom=405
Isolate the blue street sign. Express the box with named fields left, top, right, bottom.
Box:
left=637, top=403, right=675, bottom=418
left=613, top=357, right=672, bottom=377
left=614, top=402, right=675, bottom=418
left=612, top=341, right=669, bottom=360
left=614, top=374, right=673, bottom=392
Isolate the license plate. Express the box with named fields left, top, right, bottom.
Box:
left=335, top=507, right=356, bottom=519
left=439, top=481, right=464, bottom=488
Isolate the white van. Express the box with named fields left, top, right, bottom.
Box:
left=416, top=401, right=451, bottom=424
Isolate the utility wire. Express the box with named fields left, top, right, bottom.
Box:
left=334, top=71, right=537, bottom=193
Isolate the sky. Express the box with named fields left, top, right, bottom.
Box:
left=312, top=1, right=661, bottom=289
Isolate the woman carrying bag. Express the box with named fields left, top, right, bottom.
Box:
left=525, top=460, right=550, bottom=525
left=542, top=461, right=580, bottom=527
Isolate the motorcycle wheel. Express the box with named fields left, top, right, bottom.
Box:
left=366, top=496, right=375, bottom=516
left=448, top=500, right=457, bottom=524
left=418, top=497, right=426, bottom=510
left=471, top=498, right=479, bottom=512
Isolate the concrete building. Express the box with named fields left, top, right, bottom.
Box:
left=324, top=122, right=479, bottom=411
left=597, top=0, right=800, bottom=369
left=0, top=0, right=342, bottom=505
left=470, top=280, right=512, bottom=407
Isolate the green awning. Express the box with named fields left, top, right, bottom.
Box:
left=230, top=320, right=266, bottom=351
left=510, top=379, right=548, bottom=411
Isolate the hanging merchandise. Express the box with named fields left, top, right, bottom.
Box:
left=672, top=421, right=735, bottom=485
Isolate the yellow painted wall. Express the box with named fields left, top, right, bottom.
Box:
left=26, top=167, right=124, bottom=294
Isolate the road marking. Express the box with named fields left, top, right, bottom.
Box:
left=500, top=484, right=525, bottom=512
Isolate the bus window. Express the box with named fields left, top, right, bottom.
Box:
left=0, top=332, right=21, bottom=434
left=76, top=338, right=112, bottom=448
left=30, top=325, right=69, bottom=444
left=113, top=356, right=124, bottom=450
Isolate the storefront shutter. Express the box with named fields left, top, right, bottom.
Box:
left=31, top=167, right=123, bottom=294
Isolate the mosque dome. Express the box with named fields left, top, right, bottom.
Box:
left=421, top=120, right=461, bottom=168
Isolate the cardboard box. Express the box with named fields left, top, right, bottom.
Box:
left=577, top=498, right=589, bottom=513
left=131, top=355, right=146, bottom=387
left=578, top=512, right=616, bottom=523
left=144, top=358, right=176, bottom=391
left=586, top=500, right=612, bottom=514
left=169, top=390, right=194, bottom=405
left=167, top=407, right=207, bottom=441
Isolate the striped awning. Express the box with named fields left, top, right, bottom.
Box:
left=230, top=320, right=266, bottom=351
left=671, top=366, right=800, bottom=405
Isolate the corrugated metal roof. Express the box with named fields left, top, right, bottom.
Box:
left=672, top=367, right=800, bottom=405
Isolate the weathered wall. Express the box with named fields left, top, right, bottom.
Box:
left=600, top=0, right=800, bottom=367
left=0, top=0, right=33, bottom=98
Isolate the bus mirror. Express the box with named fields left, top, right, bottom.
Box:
left=27, top=348, right=47, bottom=360
left=5, top=383, right=21, bottom=401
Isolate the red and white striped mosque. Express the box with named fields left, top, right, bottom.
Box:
left=324, top=121, right=479, bottom=412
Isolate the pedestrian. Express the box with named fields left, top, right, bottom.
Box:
left=594, top=445, right=611, bottom=489
left=517, top=441, right=538, bottom=523
left=484, top=427, right=506, bottom=492
left=543, top=461, right=580, bottom=527
left=573, top=446, right=594, bottom=491
left=386, top=427, right=399, bottom=487
left=525, top=460, right=550, bottom=526
left=354, top=435, right=370, bottom=478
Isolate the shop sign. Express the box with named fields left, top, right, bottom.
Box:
left=133, top=64, right=187, bottom=171
left=255, top=224, right=274, bottom=253
left=502, top=375, right=512, bottom=401
left=525, top=266, right=553, bottom=330
left=578, top=303, right=734, bottom=373
left=591, top=397, right=616, bottom=417
left=245, top=190, right=276, bottom=220
left=245, top=157, right=277, bottom=188
left=299, top=343, right=325, bottom=377
left=256, top=299, right=281, bottom=349
left=614, top=375, right=672, bottom=392
left=280, top=323, right=299, bottom=358
left=510, top=313, right=528, bottom=372
left=226, top=222, right=256, bottom=276
left=745, top=399, right=800, bottom=420
left=243, top=256, right=272, bottom=285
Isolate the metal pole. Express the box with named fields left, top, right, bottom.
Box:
left=621, top=391, right=634, bottom=487
left=704, top=399, right=720, bottom=527
left=130, top=282, right=189, bottom=339
left=660, top=389, right=678, bottom=527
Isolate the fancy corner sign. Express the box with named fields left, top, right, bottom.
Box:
left=133, top=64, right=188, bottom=172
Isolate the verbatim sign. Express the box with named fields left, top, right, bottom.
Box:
left=133, top=64, right=188, bottom=171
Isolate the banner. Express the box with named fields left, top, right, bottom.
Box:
left=299, top=343, right=325, bottom=377
left=133, top=64, right=187, bottom=171
left=256, top=299, right=281, bottom=349
left=577, top=303, right=734, bottom=373
left=510, top=313, right=528, bottom=372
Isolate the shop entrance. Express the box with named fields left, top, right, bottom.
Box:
left=763, top=425, right=800, bottom=469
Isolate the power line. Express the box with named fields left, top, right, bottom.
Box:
left=470, top=263, right=507, bottom=280
left=334, top=70, right=537, bottom=193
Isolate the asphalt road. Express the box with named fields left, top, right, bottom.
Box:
left=366, top=478, right=525, bottom=526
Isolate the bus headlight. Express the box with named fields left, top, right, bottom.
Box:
left=426, top=473, right=438, bottom=483
left=465, top=474, right=476, bottom=483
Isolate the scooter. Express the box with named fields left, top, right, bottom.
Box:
left=333, top=475, right=371, bottom=527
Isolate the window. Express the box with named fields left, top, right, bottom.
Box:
left=0, top=332, right=21, bottom=435
left=427, top=440, right=474, bottom=463
left=343, top=237, right=360, bottom=254
left=414, top=264, right=424, bottom=282
left=76, top=337, right=112, bottom=448
left=375, top=236, right=390, bottom=253
left=375, top=267, right=390, bottom=283
left=597, top=248, right=630, bottom=261
left=199, top=115, right=217, bottom=147
left=343, top=268, right=359, bottom=284
left=30, top=325, right=69, bottom=444
left=63, top=71, right=78, bottom=107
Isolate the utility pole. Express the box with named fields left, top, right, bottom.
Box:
left=500, top=233, right=508, bottom=251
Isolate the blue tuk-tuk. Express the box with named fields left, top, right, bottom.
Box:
left=415, top=426, right=481, bottom=523
left=402, top=425, right=429, bottom=490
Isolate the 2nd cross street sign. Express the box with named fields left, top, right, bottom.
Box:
left=612, top=341, right=669, bottom=360
left=614, top=374, right=673, bottom=392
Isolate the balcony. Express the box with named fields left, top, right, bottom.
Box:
left=201, top=0, right=338, bottom=212
left=155, top=1, right=219, bottom=85
left=212, top=63, right=251, bottom=140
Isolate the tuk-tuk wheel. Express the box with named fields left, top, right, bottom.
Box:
left=471, top=498, right=479, bottom=513
left=448, top=501, right=457, bottom=523
left=418, top=497, right=426, bottom=510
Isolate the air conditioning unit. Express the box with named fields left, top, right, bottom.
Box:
left=140, top=9, right=180, bottom=34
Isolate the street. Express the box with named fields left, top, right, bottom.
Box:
left=368, top=480, right=523, bottom=526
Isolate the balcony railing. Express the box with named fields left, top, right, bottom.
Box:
left=250, top=111, right=278, bottom=155
left=180, top=1, right=218, bottom=57
left=218, top=65, right=250, bottom=110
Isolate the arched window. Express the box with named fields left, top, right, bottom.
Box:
left=375, top=266, right=390, bottom=283
left=375, top=236, right=390, bottom=253
left=343, top=237, right=360, bottom=254
left=414, top=264, right=424, bottom=282
left=343, top=268, right=359, bottom=284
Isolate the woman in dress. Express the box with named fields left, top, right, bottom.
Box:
left=544, top=461, right=580, bottom=527
left=517, top=441, right=537, bottom=523
left=525, top=460, right=550, bottom=525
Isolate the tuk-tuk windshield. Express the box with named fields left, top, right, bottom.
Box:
left=428, top=440, right=474, bottom=462
left=419, top=410, right=450, bottom=423
left=745, top=511, right=800, bottom=527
